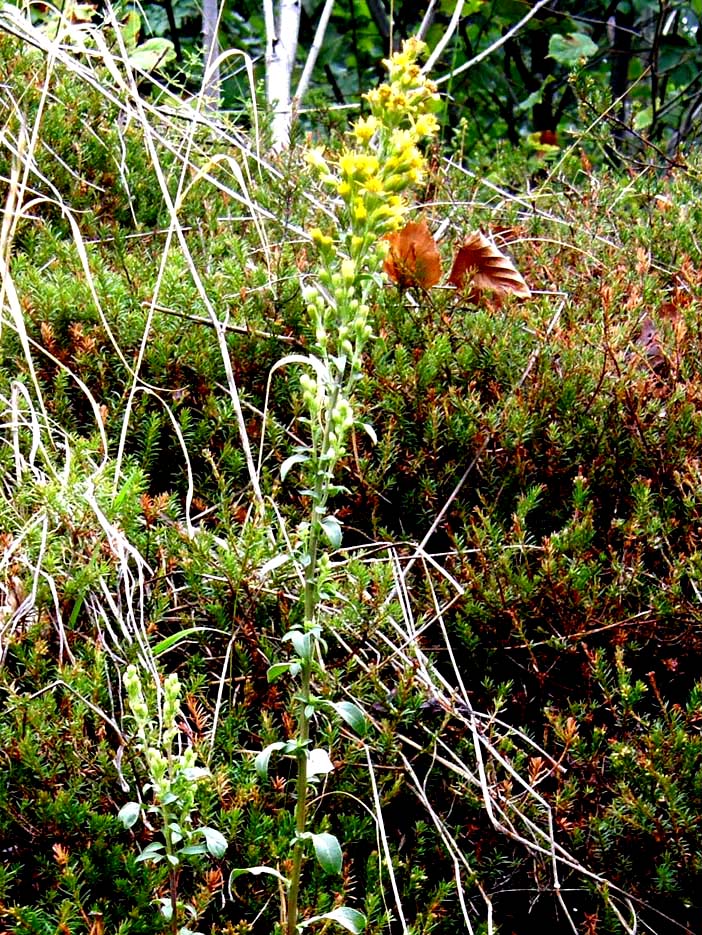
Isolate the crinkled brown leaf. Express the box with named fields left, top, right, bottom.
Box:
left=384, top=219, right=442, bottom=290
left=448, top=231, right=531, bottom=298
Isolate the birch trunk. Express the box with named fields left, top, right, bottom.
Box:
left=202, top=0, right=221, bottom=109
left=264, top=0, right=302, bottom=150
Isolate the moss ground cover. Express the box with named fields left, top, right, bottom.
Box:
left=3, top=13, right=702, bottom=935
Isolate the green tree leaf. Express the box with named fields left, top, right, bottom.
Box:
left=128, top=37, right=176, bottom=72
left=548, top=32, right=598, bottom=67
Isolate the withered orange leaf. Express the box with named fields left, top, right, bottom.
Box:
left=448, top=231, right=531, bottom=298
left=384, top=219, right=442, bottom=290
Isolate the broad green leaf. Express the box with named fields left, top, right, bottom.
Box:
left=320, top=514, right=342, bottom=548
left=633, top=105, right=653, bottom=131
left=255, top=741, right=287, bottom=780
left=328, top=700, right=368, bottom=737
left=280, top=452, right=308, bottom=481
left=322, top=907, right=366, bottom=933
left=308, top=747, right=335, bottom=778
left=200, top=826, right=227, bottom=858
left=179, top=843, right=208, bottom=856
left=283, top=628, right=313, bottom=661
left=119, top=9, right=141, bottom=50
left=300, top=907, right=366, bottom=933
left=267, top=661, right=295, bottom=682
left=229, top=865, right=290, bottom=887
left=309, top=831, right=343, bottom=874
left=548, top=32, right=597, bottom=66
left=117, top=801, right=141, bottom=828
left=128, top=37, right=176, bottom=72
left=136, top=841, right=165, bottom=863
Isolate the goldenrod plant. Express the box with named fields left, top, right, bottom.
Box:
left=255, top=38, right=440, bottom=935
left=120, top=665, right=227, bottom=935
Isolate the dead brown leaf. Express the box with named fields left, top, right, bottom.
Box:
left=448, top=231, right=531, bottom=298
left=383, top=218, right=442, bottom=290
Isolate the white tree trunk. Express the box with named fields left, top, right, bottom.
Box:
left=202, top=0, right=221, bottom=109
left=264, top=0, right=302, bottom=150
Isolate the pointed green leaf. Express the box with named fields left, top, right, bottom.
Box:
left=320, top=514, right=342, bottom=549
left=118, top=801, right=141, bottom=828
left=136, top=841, right=165, bottom=863
left=310, top=831, right=342, bottom=875
left=267, top=662, right=295, bottom=682
left=328, top=700, right=368, bottom=737
left=280, top=452, right=309, bottom=481
left=200, top=826, right=227, bottom=858
left=300, top=907, right=366, bottom=933
left=152, top=627, right=226, bottom=657
left=255, top=741, right=287, bottom=781
left=229, top=865, right=290, bottom=888
left=308, top=748, right=335, bottom=778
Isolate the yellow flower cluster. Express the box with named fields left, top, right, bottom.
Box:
left=301, top=37, right=440, bottom=370
left=304, top=37, right=440, bottom=248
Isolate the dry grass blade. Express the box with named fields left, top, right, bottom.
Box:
left=448, top=230, right=531, bottom=297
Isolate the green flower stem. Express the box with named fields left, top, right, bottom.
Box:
left=287, top=377, right=341, bottom=935
left=161, top=804, right=180, bottom=935
left=282, top=39, right=440, bottom=934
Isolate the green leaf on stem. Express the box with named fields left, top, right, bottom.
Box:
left=328, top=700, right=368, bottom=736
left=255, top=741, right=287, bottom=780
left=267, top=661, right=297, bottom=682
left=284, top=629, right=313, bottom=661
left=320, top=514, right=343, bottom=548
left=280, top=452, right=309, bottom=481
left=300, top=907, right=366, bottom=932
left=180, top=843, right=208, bottom=856
left=117, top=801, right=141, bottom=828
left=229, top=865, right=290, bottom=888
left=136, top=841, right=165, bottom=863
left=308, top=747, right=335, bottom=777
left=305, top=831, right=343, bottom=874
left=200, top=826, right=227, bottom=858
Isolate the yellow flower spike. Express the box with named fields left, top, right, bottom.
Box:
left=338, top=180, right=352, bottom=198
left=414, top=113, right=440, bottom=139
